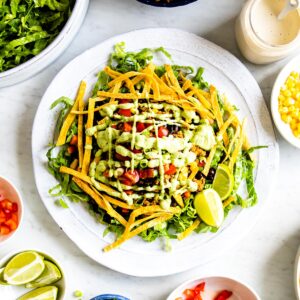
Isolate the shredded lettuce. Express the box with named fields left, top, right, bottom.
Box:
left=0, top=0, right=74, bottom=72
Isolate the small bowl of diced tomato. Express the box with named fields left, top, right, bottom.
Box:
left=167, top=276, right=260, bottom=300
left=0, top=175, right=23, bottom=244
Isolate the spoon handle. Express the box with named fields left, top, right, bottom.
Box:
left=278, top=0, right=300, bottom=20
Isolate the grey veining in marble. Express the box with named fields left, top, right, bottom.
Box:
left=0, top=0, right=299, bottom=299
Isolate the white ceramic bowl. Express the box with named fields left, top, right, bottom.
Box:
left=0, top=249, right=67, bottom=300
left=0, top=175, right=23, bottom=245
left=167, top=276, right=261, bottom=300
left=0, top=0, right=89, bottom=88
left=295, top=245, right=300, bottom=300
left=271, top=54, right=300, bottom=149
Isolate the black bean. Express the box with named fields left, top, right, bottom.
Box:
left=167, top=124, right=180, bottom=133
left=206, top=168, right=216, bottom=181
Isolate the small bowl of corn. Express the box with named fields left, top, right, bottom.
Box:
left=271, top=54, right=300, bottom=149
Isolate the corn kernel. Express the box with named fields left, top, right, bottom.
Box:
left=278, top=71, right=300, bottom=138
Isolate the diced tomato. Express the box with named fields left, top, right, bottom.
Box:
left=11, top=213, right=18, bottom=223
left=139, top=169, right=155, bottom=179
left=111, top=124, right=117, bottom=129
left=132, top=149, right=142, bottom=154
left=164, top=164, right=177, bottom=175
left=118, top=109, right=132, bottom=117
left=103, top=170, right=110, bottom=177
left=67, top=146, right=76, bottom=154
left=0, top=210, right=5, bottom=223
left=5, top=219, right=17, bottom=231
left=12, top=202, right=18, bottom=213
left=70, top=135, right=78, bottom=145
left=136, top=122, right=146, bottom=132
left=4, top=210, right=12, bottom=221
left=124, top=190, right=133, bottom=195
left=194, top=282, right=206, bottom=294
left=193, top=295, right=203, bottom=300
left=115, top=153, right=129, bottom=161
left=214, top=290, right=233, bottom=300
left=123, top=122, right=132, bottom=132
left=158, top=126, right=169, bottom=138
left=120, top=179, right=132, bottom=186
left=0, top=225, right=10, bottom=235
left=122, top=170, right=140, bottom=185
left=0, top=199, right=13, bottom=211
left=119, top=99, right=130, bottom=104
left=183, top=289, right=195, bottom=300
left=198, top=160, right=205, bottom=167
left=121, top=208, right=129, bottom=213
left=0, top=199, right=18, bottom=236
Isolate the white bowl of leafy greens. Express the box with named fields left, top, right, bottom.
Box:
left=0, top=0, right=89, bottom=88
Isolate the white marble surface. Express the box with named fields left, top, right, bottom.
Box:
left=0, top=0, right=299, bottom=299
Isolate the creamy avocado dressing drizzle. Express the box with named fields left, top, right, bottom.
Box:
left=86, top=97, right=215, bottom=207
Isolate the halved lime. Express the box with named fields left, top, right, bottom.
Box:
left=26, top=260, right=62, bottom=288
left=212, top=164, right=234, bottom=200
left=194, top=188, right=224, bottom=227
left=17, top=285, right=58, bottom=300
left=3, top=251, right=45, bottom=285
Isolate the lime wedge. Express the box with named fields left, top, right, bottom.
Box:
left=0, top=268, right=8, bottom=285
left=212, top=164, right=234, bottom=200
left=194, top=188, right=224, bottom=227
left=4, top=251, right=45, bottom=285
left=17, top=286, right=58, bottom=300
left=26, top=260, right=62, bottom=288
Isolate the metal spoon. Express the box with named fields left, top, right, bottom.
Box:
left=278, top=0, right=299, bottom=20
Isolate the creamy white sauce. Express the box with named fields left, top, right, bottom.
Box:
left=250, top=0, right=300, bottom=45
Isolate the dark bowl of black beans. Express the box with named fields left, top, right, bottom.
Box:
left=137, top=0, right=198, bottom=7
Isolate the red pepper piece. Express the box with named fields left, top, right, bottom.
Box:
left=214, top=290, right=233, bottom=300
left=164, top=164, right=177, bottom=175
left=70, top=135, right=78, bottom=145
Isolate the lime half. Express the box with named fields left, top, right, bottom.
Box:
left=194, top=188, right=224, bottom=227
left=212, top=164, right=234, bottom=200
left=17, top=286, right=58, bottom=300
left=4, top=251, right=45, bottom=285
left=26, top=260, right=62, bottom=288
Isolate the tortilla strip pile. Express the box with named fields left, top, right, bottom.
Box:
left=54, top=63, right=249, bottom=251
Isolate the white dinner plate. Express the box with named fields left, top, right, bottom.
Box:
left=32, top=28, right=279, bottom=277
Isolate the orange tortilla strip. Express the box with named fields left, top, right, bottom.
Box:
left=82, top=98, right=95, bottom=175
left=103, top=214, right=173, bottom=252
left=72, top=178, right=127, bottom=226
left=177, top=218, right=201, bottom=241
left=60, top=166, right=91, bottom=184
left=56, top=81, right=86, bottom=146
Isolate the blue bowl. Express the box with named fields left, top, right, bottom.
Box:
left=137, top=0, right=198, bottom=7
left=90, top=295, right=130, bottom=300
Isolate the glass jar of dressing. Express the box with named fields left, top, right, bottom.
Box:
left=235, top=0, right=300, bottom=64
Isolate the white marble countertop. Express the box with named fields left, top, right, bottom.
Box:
left=0, top=0, right=300, bottom=299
